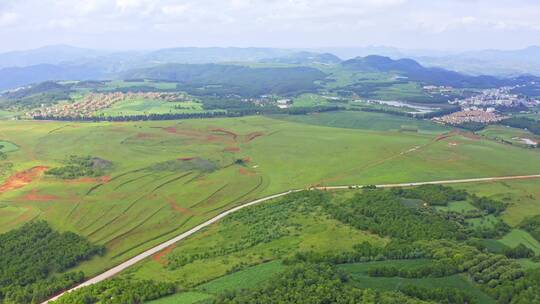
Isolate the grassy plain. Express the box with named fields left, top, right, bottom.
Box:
left=499, top=229, right=540, bottom=254
left=479, top=125, right=540, bottom=147
left=1, top=113, right=540, bottom=280
left=340, top=262, right=495, bottom=304
left=455, top=179, right=540, bottom=226
left=274, top=110, right=450, bottom=134
left=96, top=98, right=208, bottom=116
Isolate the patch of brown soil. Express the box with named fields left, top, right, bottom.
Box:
left=245, top=132, right=264, bottom=142
left=435, top=130, right=481, bottom=142
left=64, top=175, right=111, bottom=185
left=0, top=166, right=48, bottom=194
left=210, top=128, right=238, bottom=140
left=243, top=157, right=252, bottom=163
left=460, top=131, right=481, bottom=141
left=224, top=146, right=241, bottom=152
left=163, top=126, right=178, bottom=134
left=136, top=133, right=157, bottom=139
left=178, top=157, right=196, bottom=161
left=239, top=167, right=256, bottom=176
left=20, top=189, right=60, bottom=202
left=152, top=244, right=176, bottom=264
left=166, top=197, right=195, bottom=215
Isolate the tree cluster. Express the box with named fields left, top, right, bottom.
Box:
left=0, top=221, right=104, bottom=303
left=390, top=184, right=467, bottom=206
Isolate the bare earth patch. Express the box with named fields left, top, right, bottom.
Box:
left=0, top=166, right=48, bottom=194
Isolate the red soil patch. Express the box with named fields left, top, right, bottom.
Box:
left=163, top=126, right=178, bottom=134
left=210, top=128, right=238, bottom=140
left=239, top=167, right=256, bottom=176
left=0, top=166, right=48, bottom=194
left=178, top=157, right=196, bottom=161
left=224, top=146, right=241, bottom=152
left=245, top=132, right=264, bottom=142
left=460, top=131, right=481, bottom=141
left=64, top=175, right=111, bottom=185
left=136, top=133, right=157, bottom=139
left=20, top=189, right=60, bottom=202
left=435, top=130, right=481, bottom=142
left=153, top=244, right=176, bottom=264
left=166, top=197, right=195, bottom=215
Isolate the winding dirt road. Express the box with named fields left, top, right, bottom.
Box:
left=43, top=173, right=540, bottom=303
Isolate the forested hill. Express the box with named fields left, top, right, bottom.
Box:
left=342, top=55, right=508, bottom=88
left=0, top=64, right=106, bottom=90
left=259, top=51, right=342, bottom=65
left=122, top=64, right=327, bottom=96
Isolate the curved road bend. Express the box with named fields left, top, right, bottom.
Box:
left=43, top=174, right=540, bottom=303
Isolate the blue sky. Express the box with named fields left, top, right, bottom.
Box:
left=1, top=0, right=539, bottom=52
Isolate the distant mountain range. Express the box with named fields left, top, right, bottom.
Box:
left=1, top=45, right=540, bottom=91
left=321, top=46, right=540, bottom=76
left=341, top=55, right=507, bottom=88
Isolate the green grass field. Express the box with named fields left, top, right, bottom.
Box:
left=197, top=260, right=285, bottom=294
left=147, top=292, right=212, bottom=304
left=101, top=80, right=178, bottom=91
left=96, top=98, right=209, bottom=116
left=0, top=140, right=19, bottom=153
left=436, top=200, right=478, bottom=213
left=1, top=113, right=540, bottom=280
left=340, top=261, right=495, bottom=304
left=372, top=82, right=427, bottom=101
left=479, top=125, right=540, bottom=147
left=499, top=229, right=540, bottom=255
left=455, top=179, right=540, bottom=226
left=274, top=110, right=450, bottom=134
left=291, top=93, right=330, bottom=107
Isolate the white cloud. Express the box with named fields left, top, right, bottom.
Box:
left=0, top=0, right=539, bottom=51
left=161, top=4, right=189, bottom=16
left=0, top=12, right=18, bottom=26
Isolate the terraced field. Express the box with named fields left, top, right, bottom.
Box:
left=1, top=113, right=540, bottom=278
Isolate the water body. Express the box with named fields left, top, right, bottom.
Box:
left=354, top=100, right=439, bottom=114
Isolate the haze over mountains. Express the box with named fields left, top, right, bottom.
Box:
left=1, top=45, right=540, bottom=91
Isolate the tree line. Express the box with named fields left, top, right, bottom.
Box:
left=0, top=221, right=104, bottom=303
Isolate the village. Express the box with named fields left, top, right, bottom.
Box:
left=432, top=108, right=507, bottom=125
left=26, top=92, right=191, bottom=118
left=451, top=86, right=540, bottom=108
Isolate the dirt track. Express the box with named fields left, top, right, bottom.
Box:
left=42, top=173, right=540, bottom=303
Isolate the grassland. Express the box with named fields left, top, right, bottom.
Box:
left=339, top=262, right=495, bottom=304
left=96, top=98, right=209, bottom=116
left=479, top=125, right=540, bottom=147
left=1, top=113, right=540, bottom=283
left=100, top=80, right=178, bottom=91
left=291, top=93, right=330, bottom=107
left=499, top=229, right=540, bottom=254
left=274, top=110, right=450, bottom=134
left=455, top=179, right=540, bottom=226
left=372, top=82, right=427, bottom=101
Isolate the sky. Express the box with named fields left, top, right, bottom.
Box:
left=1, top=0, right=540, bottom=52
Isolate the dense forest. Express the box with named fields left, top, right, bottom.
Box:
left=52, top=279, right=175, bottom=304
left=0, top=221, right=104, bottom=303
left=122, top=64, right=326, bottom=97
left=214, top=263, right=434, bottom=304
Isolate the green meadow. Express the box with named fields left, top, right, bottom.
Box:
left=0, top=112, right=540, bottom=280
left=96, top=98, right=208, bottom=116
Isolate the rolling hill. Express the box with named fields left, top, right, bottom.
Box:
left=342, top=55, right=507, bottom=88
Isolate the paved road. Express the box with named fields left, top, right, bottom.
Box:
left=42, top=174, right=540, bottom=303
